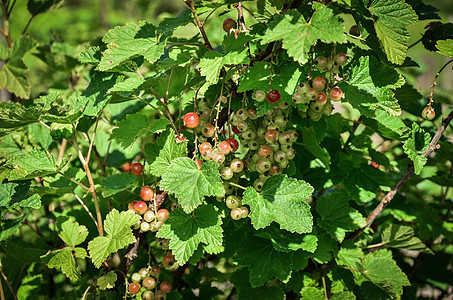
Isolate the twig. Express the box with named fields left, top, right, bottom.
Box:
left=349, top=108, right=453, bottom=240
left=58, top=171, right=91, bottom=192
left=322, top=275, right=328, bottom=300
left=408, top=38, right=422, bottom=50
left=184, top=0, right=213, bottom=50
left=235, top=3, right=247, bottom=31
left=21, top=14, right=35, bottom=35
left=428, top=59, right=453, bottom=107
left=86, top=116, right=100, bottom=164
left=0, top=268, right=16, bottom=300
left=227, top=182, right=247, bottom=190
left=0, top=275, right=5, bottom=300
left=6, top=0, right=17, bottom=17
left=202, top=7, right=219, bottom=26
left=73, top=192, right=99, bottom=228
left=70, top=136, right=104, bottom=236
left=39, top=120, right=51, bottom=130
left=57, top=139, right=67, bottom=164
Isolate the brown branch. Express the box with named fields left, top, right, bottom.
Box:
left=0, top=268, right=16, bottom=300
left=235, top=3, right=247, bottom=32
left=349, top=108, right=453, bottom=240
left=184, top=0, right=213, bottom=50
left=428, top=59, right=453, bottom=107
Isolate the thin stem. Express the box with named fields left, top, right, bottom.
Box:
left=184, top=0, right=213, bottom=50
left=408, top=38, right=422, bottom=50
left=428, top=59, right=453, bottom=107
left=57, top=139, right=67, bottom=164
left=39, top=120, right=51, bottom=130
left=235, top=3, right=247, bottom=31
left=342, top=116, right=362, bottom=151
left=202, top=7, right=219, bottom=26
left=167, top=42, right=207, bottom=47
left=58, top=171, right=91, bottom=192
left=164, top=68, right=174, bottom=103
left=322, top=276, right=328, bottom=300
left=227, top=182, right=247, bottom=190
left=21, top=14, right=35, bottom=35
left=366, top=241, right=387, bottom=249
left=73, top=193, right=98, bottom=228
left=0, top=276, right=5, bottom=300
left=6, top=0, right=17, bottom=17
left=70, top=136, right=104, bottom=236
left=0, top=268, right=16, bottom=300
left=349, top=108, right=453, bottom=240
left=86, top=116, right=100, bottom=164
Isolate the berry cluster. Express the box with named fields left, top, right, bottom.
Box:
left=290, top=53, right=347, bottom=121
left=225, top=195, right=249, bottom=220
left=128, top=265, right=172, bottom=299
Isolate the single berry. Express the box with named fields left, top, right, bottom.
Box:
left=306, top=88, right=318, bottom=100
left=258, top=145, right=274, bottom=159
left=121, top=162, right=131, bottom=172
left=335, top=53, right=348, bottom=66
left=312, top=76, right=326, bottom=91
left=143, top=210, right=156, bottom=222
left=223, top=18, right=237, bottom=33
left=160, top=281, right=172, bottom=293
left=236, top=108, right=248, bottom=121
left=128, top=282, right=141, bottom=294
left=330, top=87, right=344, bottom=101
left=198, top=107, right=211, bottom=120
left=141, top=221, right=150, bottom=232
left=201, top=123, right=215, bottom=137
left=162, top=255, right=176, bottom=268
left=226, top=195, right=241, bottom=209
left=199, top=142, right=212, bottom=153
left=314, top=56, right=328, bottom=70
left=349, top=24, right=361, bottom=36
left=134, top=201, right=148, bottom=215
left=131, top=272, right=142, bottom=282
left=256, top=159, right=271, bottom=174
left=230, top=208, right=242, bottom=220
left=155, top=290, right=167, bottom=300
left=292, top=92, right=304, bottom=104
left=239, top=206, right=249, bottom=218
left=248, top=109, right=258, bottom=119
left=156, top=209, right=170, bottom=222
left=317, top=92, right=327, bottom=105
left=265, top=129, right=278, bottom=143
left=138, top=267, right=148, bottom=279
left=158, top=239, right=170, bottom=249
left=253, top=178, right=265, bottom=191
left=142, top=291, right=155, bottom=300
left=218, top=141, right=232, bottom=155
left=230, top=158, right=244, bottom=173
left=274, top=150, right=287, bottom=162
left=183, top=112, right=200, bottom=128
left=201, top=148, right=214, bottom=161
left=150, top=266, right=161, bottom=278
left=266, top=90, right=281, bottom=103
left=422, top=106, right=435, bottom=120
left=212, top=151, right=226, bottom=164
left=254, top=90, right=266, bottom=102
left=140, top=186, right=155, bottom=201
left=131, top=162, right=144, bottom=176
left=237, top=120, right=248, bottom=132
left=221, top=167, right=234, bottom=180
left=226, top=138, right=239, bottom=152
left=128, top=201, right=138, bottom=211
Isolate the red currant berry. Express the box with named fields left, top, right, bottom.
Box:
left=226, top=195, right=241, bottom=209
left=253, top=178, right=265, bottom=191
left=239, top=206, right=249, bottom=218
left=142, top=291, right=155, bottom=300
left=131, top=162, right=144, bottom=176
left=232, top=125, right=240, bottom=134
left=144, top=209, right=156, bottom=222
left=306, top=88, right=318, bottom=100
left=230, top=208, right=242, bottom=220
left=121, top=162, right=131, bottom=172
left=199, top=142, right=212, bottom=153
left=248, top=109, right=258, bottom=119
left=162, top=254, right=176, bottom=268
left=212, top=151, right=226, bottom=164
left=317, top=92, right=327, bottom=105
left=134, top=201, right=148, bottom=215
left=201, top=148, right=214, bottom=160
left=128, top=201, right=138, bottom=211
left=201, top=123, right=215, bottom=137
left=160, top=281, right=172, bottom=293
left=221, top=167, right=234, bottom=180
left=128, top=282, right=141, bottom=294
left=223, top=18, right=237, bottom=33
left=218, top=141, right=232, bottom=155
left=265, top=129, right=278, bottom=143
left=183, top=112, right=200, bottom=128
left=314, top=56, right=328, bottom=70
left=226, top=138, right=239, bottom=152
left=132, top=272, right=142, bottom=282
left=266, top=90, right=281, bottom=103
left=236, top=108, right=248, bottom=121
left=312, top=76, right=326, bottom=91
left=156, top=209, right=169, bottom=222
left=155, top=290, right=167, bottom=300
left=140, top=186, right=155, bottom=201
left=335, top=53, right=348, bottom=66
left=258, top=145, right=274, bottom=159
left=230, top=158, right=244, bottom=173
left=254, top=90, right=266, bottom=102
left=330, top=87, right=344, bottom=101
left=422, top=106, right=435, bottom=120
left=150, top=266, right=161, bottom=277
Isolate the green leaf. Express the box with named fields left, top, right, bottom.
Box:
left=380, top=224, right=433, bottom=254
left=27, top=0, right=57, bottom=15
left=0, top=102, right=42, bottom=129
left=160, top=158, right=224, bottom=213
left=157, top=9, right=193, bottom=34
left=243, top=174, right=314, bottom=234
left=0, top=181, right=41, bottom=210
left=156, top=205, right=223, bottom=264
left=261, top=4, right=346, bottom=64
left=362, top=110, right=410, bottom=140
left=436, top=39, right=453, bottom=57
left=59, top=220, right=89, bottom=247
left=0, top=216, right=24, bottom=241
left=339, top=54, right=404, bottom=117
left=198, top=50, right=249, bottom=84
left=0, top=61, right=30, bottom=99
left=101, top=172, right=137, bottom=198
left=403, top=123, right=431, bottom=175
left=150, top=119, right=170, bottom=133
left=0, top=240, right=46, bottom=264
left=4, top=149, right=59, bottom=180
left=108, top=77, right=145, bottom=97
left=360, top=249, right=410, bottom=299
left=97, top=271, right=117, bottom=290
left=99, top=21, right=165, bottom=71
left=238, top=62, right=270, bottom=93
left=88, top=209, right=140, bottom=268
left=236, top=235, right=292, bottom=287
left=145, top=128, right=188, bottom=177
left=41, top=248, right=81, bottom=281
left=369, top=0, right=418, bottom=64
left=298, top=126, right=331, bottom=170
left=78, top=46, right=102, bottom=64
left=109, top=113, right=150, bottom=152
left=316, top=191, right=366, bottom=242
left=301, top=287, right=324, bottom=299
left=255, top=225, right=318, bottom=253
left=330, top=292, right=356, bottom=300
